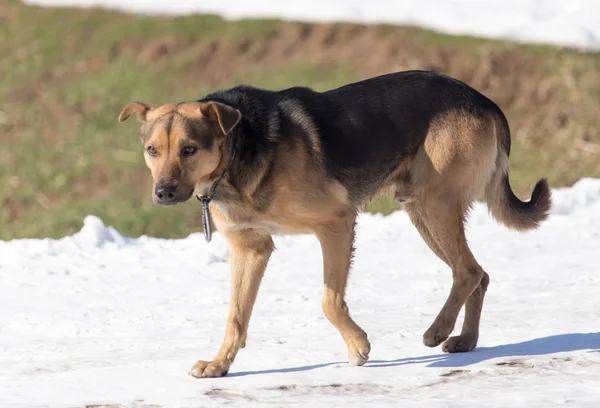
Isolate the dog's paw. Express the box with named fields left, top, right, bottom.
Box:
left=442, top=335, right=478, bottom=353
left=348, top=337, right=371, bottom=366
left=423, top=325, right=451, bottom=348
left=188, top=359, right=230, bottom=378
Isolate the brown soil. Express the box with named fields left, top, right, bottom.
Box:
left=119, top=22, right=598, bottom=149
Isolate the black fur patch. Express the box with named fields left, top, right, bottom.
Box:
left=181, top=117, right=213, bottom=151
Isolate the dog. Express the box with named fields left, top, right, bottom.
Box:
left=119, top=70, right=551, bottom=378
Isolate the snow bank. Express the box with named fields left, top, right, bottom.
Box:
left=23, top=0, right=600, bottom=50
left=2, top=179, right=600, bottom=407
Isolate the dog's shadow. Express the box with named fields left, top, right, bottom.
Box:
left=229, top=332, right=600, bottom=377
left=369, top=332, right=600, bottom=368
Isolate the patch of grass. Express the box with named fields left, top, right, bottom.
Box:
left=1, top=1, right=599, bottom=239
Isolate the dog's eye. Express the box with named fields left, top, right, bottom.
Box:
left=146, top=145, right=158, bottom=157
left=182, top=146, right=197, bottom=156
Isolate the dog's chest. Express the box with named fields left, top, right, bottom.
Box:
left=212, top=201, right=306, bottom=235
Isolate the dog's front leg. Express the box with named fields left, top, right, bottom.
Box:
left=316, top=217, right=371, bottom=366
left=189, top=229, right=274, bottom=378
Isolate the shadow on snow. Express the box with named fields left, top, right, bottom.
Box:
left=369, top=332, right=600, bottom=368
left=229, top=332, right=600, bottom=377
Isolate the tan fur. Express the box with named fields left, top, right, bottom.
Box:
left=485, top=114, right=552, bottom=231
left=316, top=217, right=370, bottom=366
left=211, top=136, right=353, bottom=236
left=118, top=101, right=152, bottom=123
left=119, top=100, right=551, bottom=377
left=189, top=228, right=274, bottom=377
left=279, top=99, right=322, bottom=157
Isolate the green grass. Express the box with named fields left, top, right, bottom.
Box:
left=0, top=4, right=362, bottom=239
left=1, top=1, right=599, bottom=239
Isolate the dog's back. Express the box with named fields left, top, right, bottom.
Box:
left=278, top=71, right=504, bottom=199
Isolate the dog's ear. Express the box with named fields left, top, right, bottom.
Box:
left=200, top=102, right=241, bottom=135
left=118, top=101, right=152, bottom=123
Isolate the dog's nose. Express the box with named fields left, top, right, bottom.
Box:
left=155, top=183, right=177, bottom=202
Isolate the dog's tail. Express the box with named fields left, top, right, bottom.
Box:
left=485, top=111, right=552, bottom=231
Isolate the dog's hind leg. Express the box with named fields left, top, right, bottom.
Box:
left=315, top=216, right=371, bottom=366
left=406, top=198, right=486, bottom=352
left=442, top=269, right=489, bottom=353
left=189, top=228, right=274, bottom=378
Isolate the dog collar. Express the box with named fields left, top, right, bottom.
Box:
left=195, top=171, right=228, bottom=243
left=196, top=132, right=238, bottom=242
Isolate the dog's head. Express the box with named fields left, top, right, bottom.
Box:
left=118, top=101, right=241, bottom=206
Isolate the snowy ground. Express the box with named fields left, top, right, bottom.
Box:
left=23, top=0, right=600, bottom=50
left=2, top=179, right=600, bottom=407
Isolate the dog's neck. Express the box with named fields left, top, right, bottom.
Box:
left=196, top=111, right=277, bottom=206
left=195, top=141, right=237, bottom=201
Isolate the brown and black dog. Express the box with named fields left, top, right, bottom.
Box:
left=119, top=70, right=551, bottom=378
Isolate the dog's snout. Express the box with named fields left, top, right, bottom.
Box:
left=155, top=183, right=178, bottom=202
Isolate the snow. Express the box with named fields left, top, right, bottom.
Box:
left=2, top=178, right=600, bottom=407
left=23, top=0, right=600, bottom=50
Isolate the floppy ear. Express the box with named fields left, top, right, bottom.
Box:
left=118, top=101, right=152, bottom=123
left=200, top=102, right=242, bottom=135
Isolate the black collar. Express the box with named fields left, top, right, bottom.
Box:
left=195, top=170, right=228, bottom=205
left=195, top=134, right=237, bottom=242
left=196, top=132, right=238, bottom=242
